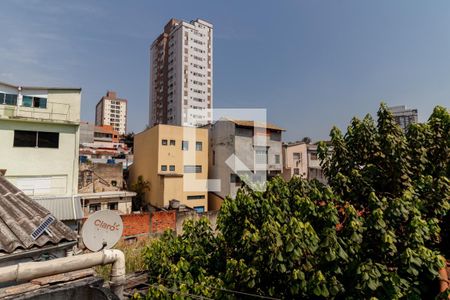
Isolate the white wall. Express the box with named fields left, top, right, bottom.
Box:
left=0, top=120, right=79, bottom=197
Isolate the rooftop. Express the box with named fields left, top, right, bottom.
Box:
left=0, top=81, right=81, bottom=91
left=0, top=176, right=77, bottom=254
left=227, top=119, right=285, bottom=131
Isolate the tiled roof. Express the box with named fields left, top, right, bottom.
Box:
left=0, top=176, right=77, bottom=254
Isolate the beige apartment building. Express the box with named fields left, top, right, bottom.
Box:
left=282, top=142, right=328, bottom=185
left=282, top=141, right=308, bottom=180
left=130, top=124, right=208, bottom=212
left=95, top=91, right=127, bottom=135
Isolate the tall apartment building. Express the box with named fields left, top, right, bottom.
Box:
left=95, top=91, right=127, bottom=135
left=388, top=105, right=418, bottom=131
left=149, top=18, right=213, bottom=127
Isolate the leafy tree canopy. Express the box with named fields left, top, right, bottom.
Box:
left=134, top=104, right=449, bottom=299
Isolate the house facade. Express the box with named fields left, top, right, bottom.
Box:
left=282, top=142, right=308, bottom=180
left=208, top=120, right=284, bottom=206
left=0, top=81, right=81, bottom=198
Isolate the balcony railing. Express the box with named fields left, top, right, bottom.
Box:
left=0, top=102, right=72, bottom=122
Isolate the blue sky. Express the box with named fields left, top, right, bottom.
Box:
left=1, top=0, right=449, bottom=141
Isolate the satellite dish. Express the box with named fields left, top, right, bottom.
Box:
left=81, top=210, right=123, bottom=252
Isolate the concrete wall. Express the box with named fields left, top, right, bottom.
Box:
left=78, top=162, right=123, bottom=193
left=209, top=120, right=283, bottom=199
left=79, top=122, right=94, bottom=144
left=81, top=196, right=132, bottom=215
left=175, top=210, right=218, bottom=235
left=208, top=120, right=235, bottom=199
left=0, top=120, right=79, bottom=196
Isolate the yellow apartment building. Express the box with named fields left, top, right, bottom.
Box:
left=130, top=124, right=209, bottom=212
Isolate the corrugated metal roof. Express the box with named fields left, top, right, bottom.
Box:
left=0, top=176, right=77, bottom=254
left=33, top=196, right=84, bottom=221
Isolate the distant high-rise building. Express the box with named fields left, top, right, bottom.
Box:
left=95, top=91, right=127, bottom=135
left=149, top=18, right=213, bottom=127
left=388, top=105, right=418, bottom=131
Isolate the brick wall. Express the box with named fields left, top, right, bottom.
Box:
left=82, top=210, right=215, bottom=241
left=121, top=213, right=150, bottom=237
left=150, top=211, right=176, bottom=233
left=120, top=211, right=176, bottom=238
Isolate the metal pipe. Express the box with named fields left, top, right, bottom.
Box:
left=0, top=249, right=125, bottom=299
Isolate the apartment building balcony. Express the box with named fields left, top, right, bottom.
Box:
left=0, top=102, right=75, bottom=124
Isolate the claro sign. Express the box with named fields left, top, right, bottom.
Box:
left=94, top=219, right=121, bottom=232
left=82, top=210, right=123, bottom=251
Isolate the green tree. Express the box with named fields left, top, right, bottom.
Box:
left=130, top=175, right=150, bottom=211
left=134, top=104, right=449, bottom=299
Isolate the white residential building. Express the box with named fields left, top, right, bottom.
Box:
left=149, top=18, right=213, bottom=127
left=95, top=91, right=127, bottom=135
left=0, top=81, right=83, bottom=224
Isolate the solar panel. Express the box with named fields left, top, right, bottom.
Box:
left=31, top=215, right=55, bottom=240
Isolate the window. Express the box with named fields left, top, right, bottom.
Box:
left=13, top=131, right=59, bottom=148
left=310, top=152, right=318, bottom=160
left=33, top=97, right=47, bottom=108
left=161, top=139, right=168, bottom=145
left=111, top=180, right=117, bottom=187
left=196, top=141, right=203, bottom=151
left=22, top=96, right=47, bottom=108
left=169, top=165, right=175, bottom=171
left=294, top=168, right=300, bottom=175
left=13, top=130, right=36, bottom=147
left=170, top=140, right=176, bottom=146
left=236, top=127, right=253, bottom=137
left=184, top=165, right=202, bottom=173
left=194, top=206, right=205, bottom=213
left=182, top=140, right=189, bottom=151
left=108, top=202, right=118, bottom=210
left=37, top=132, right=59, bottom=148
left=212, top=150, right=215, bottom=166
left=230, top=174, right=241, bottom=183
left=161, top=165, right=167, bottom=171
left=255, top=148, right=268, bottom=164
left=274, top=154, right=280, bottom=164
left=293, top=152, right=301, bottom=160
left=1, top=93, right=17, bottom=105
left=89, top=203, right=101, bottom=213
left=270, top=131, right=281, bottom=141
left=187, top=195, right=205, bottom=200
